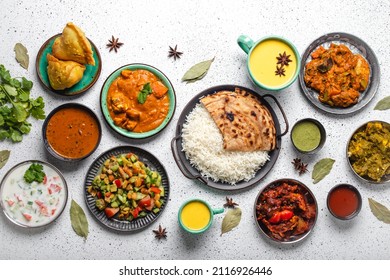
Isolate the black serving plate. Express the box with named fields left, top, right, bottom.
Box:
left=299, top=32, right=380, bottom=115
left=171, top=84, right=288, bottom=191
left=84, top=146, right=170, bottom=232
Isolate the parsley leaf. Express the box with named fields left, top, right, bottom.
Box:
left=137, top=83, right=152, bottom=104
left=24, top=163, right=46, bottom=183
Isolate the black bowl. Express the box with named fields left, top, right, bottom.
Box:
left=42, top=103, right=102, bottom=161
left=254, top=178, right=318, bottom=244
left=327, top=184, right=362, bottom=220
left=290, top=118, right=326, bottom=154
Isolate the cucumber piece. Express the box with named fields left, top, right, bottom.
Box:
left=138, top=211, right=147, bottom=217
left=159, top=187, right=164, bottom=197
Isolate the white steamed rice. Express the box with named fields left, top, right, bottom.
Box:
left=181, top=103, right=270, bottom=185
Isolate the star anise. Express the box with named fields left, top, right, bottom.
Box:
left=168, top=45, right=183, bottom=60
left=292, top=158, right=302, bottom=170
left=291, top=158, right=309, bottom=175
left=153, top=224, right=167, bottom=240
left=275, top=65, right=286, bottom=77
left=276, top=51, right=292, bottom=66
left=107, top=36, right=124, bottom=53
left=298, top=163, right=309, bottom=175
left=224, top=197, right=239, bottom=208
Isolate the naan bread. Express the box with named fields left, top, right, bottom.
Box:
left=200, top=89, right=276, bottom=152
left=47, top=54, right=86, bottom=90
left=52, top=22, right=95, bottom=65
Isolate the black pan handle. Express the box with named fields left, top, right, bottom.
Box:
left=262, top=94, right=289, bottom=137
left=171, top=134, right=208, bottom=184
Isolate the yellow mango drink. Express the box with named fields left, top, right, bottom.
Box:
left=180, top=201, right=211, bottom=230
left=249, top=39, right=298, bottom=88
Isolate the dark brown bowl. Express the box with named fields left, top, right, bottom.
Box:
left=42, top=103, right=102, bottom=161
left=327, top=184, right=362, bottom=220
left=290, top=118, right=326, bottom=154
left=254, top=178, right=318, bottom=244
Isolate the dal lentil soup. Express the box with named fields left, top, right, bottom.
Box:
left=45, top=106, right=100, bottom=159
left=107, top=69, right=169, bottom=133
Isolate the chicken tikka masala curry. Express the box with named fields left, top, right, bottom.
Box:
left=107, top=69, right=169, bottom=133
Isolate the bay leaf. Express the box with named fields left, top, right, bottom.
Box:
left=374, top=96, right=390, bottom=111
left=14, top=43, right=29, bottom=70
left=0, top=150, right=11, bottom=169
left=312, top=158, right=335, bottom=184
left=70, top=199, right=89, bottom=239
left=221, top=207, right=242, bottom=236
left=368, top=198, right=390, bottom=224
left=182, top=57, right=214, bottom=82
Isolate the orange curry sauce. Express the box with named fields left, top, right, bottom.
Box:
left=46, top=107, right=100, bottom=159
left=107, top=69, right=169, bottom=133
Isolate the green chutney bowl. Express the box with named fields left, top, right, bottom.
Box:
left=36, top=33, right=101, bottom=96
left=100, top=64, right=176, bottom=139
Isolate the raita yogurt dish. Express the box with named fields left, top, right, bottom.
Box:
left=0, top=160, right=68, bottom=228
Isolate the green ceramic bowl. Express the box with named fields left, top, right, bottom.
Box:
left=35, top=33, right=101, bottom=96
left=100, top=64, right=176, bottom=139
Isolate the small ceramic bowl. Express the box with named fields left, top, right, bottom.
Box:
left=0, top=160, right=68, bottom=228
left=346, top=120, right=390, bottom=184
left=36, top=34, right=102, bottom=96
left=42, top=103, right=102, bottom=161
left=290, top=118, right=326, bottom=154
left=327, top=184, right=362, bottom=220
left=254, top=178, right=318, bottom=244
left=100, top=64, right=176, bottom=139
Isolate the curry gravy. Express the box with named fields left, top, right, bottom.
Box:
left=107, top=69, right=169, bottom=133
left=46, top=107, right=100, bottom=159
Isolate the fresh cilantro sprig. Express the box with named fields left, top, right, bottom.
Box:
left=0, top=64, right=45, bottom=142
left=137, top=83, right=152, bottom=104
left=24, top=163, right=46, bottom=183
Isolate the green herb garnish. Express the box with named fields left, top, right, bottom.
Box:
left=137, top=83, right=152, bottom=104
left=0, top=64, right=45, bottom=142
left=24, top=163, right=45, bottom=183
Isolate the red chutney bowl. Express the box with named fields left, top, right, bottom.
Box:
left=327, top=184, right=362, bottom=220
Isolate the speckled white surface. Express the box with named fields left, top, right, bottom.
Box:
left=0, top=0, right=389, bottom=260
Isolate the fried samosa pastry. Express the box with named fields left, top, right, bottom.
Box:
left=47, top=54, right=86, bottom=90
left=52, top=22, right=95, bottom=65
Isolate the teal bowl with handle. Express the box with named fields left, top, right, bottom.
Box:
left=100, top=64, right=176, bottom=139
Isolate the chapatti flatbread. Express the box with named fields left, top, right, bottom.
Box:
left=200, top=88, right=276, bottom=152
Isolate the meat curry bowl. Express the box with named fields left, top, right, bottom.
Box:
left=254, top=178, right=318, bottom=244
left=100, top=64, right=176, bottom=139
left=42, top=103, right=102, bottom=161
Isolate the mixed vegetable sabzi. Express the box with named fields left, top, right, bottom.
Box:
left=87, top=153, right=164, bottom=220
